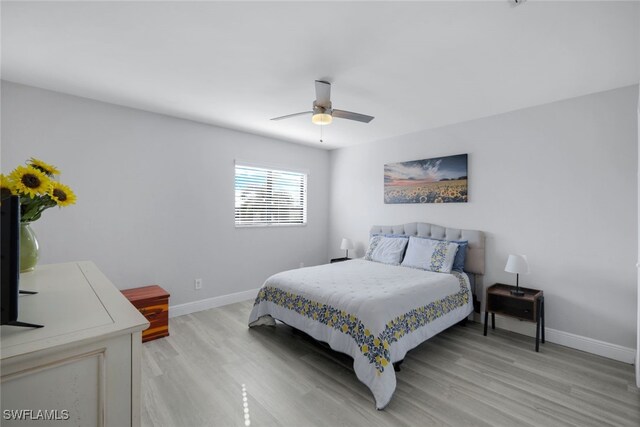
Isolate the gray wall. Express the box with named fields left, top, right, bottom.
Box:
left=1, top=81, right=331, bottom=306
left=328, top=85, right=639, bottom=349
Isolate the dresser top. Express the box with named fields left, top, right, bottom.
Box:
left=1, top=261, right=149, bottom=361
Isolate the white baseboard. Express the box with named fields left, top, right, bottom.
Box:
left=544, top=328, right=636, bottom=364
left=169, top=288, right=259, bottom=318
left=472, top=313, right=635, bottom=364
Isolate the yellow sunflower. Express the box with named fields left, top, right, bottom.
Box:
left=29, top=157, right=60, bottom=176
left=9, top=166, right=51, bottom=198
left=49, top=182, right=77, bottom=207
left=0, top=174, right=16, bottom=199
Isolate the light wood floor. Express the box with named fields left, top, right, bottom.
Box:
left=141, top=300, right=640, bottom=427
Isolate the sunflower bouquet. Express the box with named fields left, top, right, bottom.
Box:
left=0, top=158, right=76, bottom=223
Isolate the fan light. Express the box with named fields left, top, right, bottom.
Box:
left=312, top=113, right=332, bottom=126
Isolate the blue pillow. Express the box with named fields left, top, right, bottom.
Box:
left=450, top=240, right=468, bottom=272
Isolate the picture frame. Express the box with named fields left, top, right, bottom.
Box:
left=384, top=154, right=468, bottom=204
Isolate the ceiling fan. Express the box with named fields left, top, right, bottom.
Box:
left=271, top=80, right=374, bottom=125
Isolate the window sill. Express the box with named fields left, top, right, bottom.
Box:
left=235, top=223, right=307, bottom=229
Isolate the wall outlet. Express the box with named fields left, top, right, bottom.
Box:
left=299, top=262, right=304, bottom=268
left=194, top=278, right=203, bottom=290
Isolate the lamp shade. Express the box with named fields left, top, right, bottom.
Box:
left=505, top=254, right=530, bottom=274
left=340, top=238, right=355, bottom=251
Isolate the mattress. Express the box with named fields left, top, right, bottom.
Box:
left=248, top=259, right=473, bottom=409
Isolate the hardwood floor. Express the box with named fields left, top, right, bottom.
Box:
left=141, top=300, right=640, bottom=427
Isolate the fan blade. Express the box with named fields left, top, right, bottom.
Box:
left=332, top=109, right=374, bottom=123
left=315, top=80, right=331, bottom=107
left=270, top=111, right=313, bottom=121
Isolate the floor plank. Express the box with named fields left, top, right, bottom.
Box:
left=142, top=301, right=640, bottom=426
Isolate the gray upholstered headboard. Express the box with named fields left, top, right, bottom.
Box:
left=369, top=222, right=485, bottom=275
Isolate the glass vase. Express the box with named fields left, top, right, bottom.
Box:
left=20, top=222, right=40, bottom=273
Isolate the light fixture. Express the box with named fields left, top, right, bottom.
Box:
left=312, top=113, right=332, bottom=126
left=340, top=238, right=354, bottom=259
left=504, top=254, right=530, bottom=296
left=311, top=105, right=332, bottom=126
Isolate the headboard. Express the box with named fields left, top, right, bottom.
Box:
left=369, top=222, right=485, bottom=275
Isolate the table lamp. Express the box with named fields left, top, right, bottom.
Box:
left=340, top=238, right=354, bottom=259
left=505, top=254, right=529, bottom=296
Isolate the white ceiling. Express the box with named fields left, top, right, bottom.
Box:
left=2, top=1, right=639, bottom=149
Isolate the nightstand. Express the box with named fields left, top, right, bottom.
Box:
left=122, top=285, right=170, bottom=343
left=330, top=257, right=351, bottom=263
left=484, top=283, right=545, bottom=351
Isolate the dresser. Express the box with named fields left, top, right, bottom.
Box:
left=0, top=262, right=149, bottom=426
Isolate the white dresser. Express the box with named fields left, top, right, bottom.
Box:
left=0, top=262, right=149, bottom=426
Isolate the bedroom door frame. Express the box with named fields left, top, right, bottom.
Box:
left=636, top=85, right=639, bottom=388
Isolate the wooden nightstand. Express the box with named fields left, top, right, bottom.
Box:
left=330, top=257, right=351, bottom=263
left=484, top=283, right=545, bottom=351
left=122, top=285, right=170, bottom=343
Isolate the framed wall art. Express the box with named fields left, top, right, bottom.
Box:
left=384, top=154, right=468, bottom=204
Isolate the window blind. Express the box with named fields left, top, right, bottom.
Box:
left=235, top=164, right=307, bottom=227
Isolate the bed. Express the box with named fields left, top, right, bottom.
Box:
left=248, top=222, right=485, bottom=409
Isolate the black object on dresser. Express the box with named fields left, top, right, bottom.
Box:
left=0, top=195, right=43, bottom=328
left=484, top=283, right=545, bottom=352
left=330, top=257, right=351, bottom=263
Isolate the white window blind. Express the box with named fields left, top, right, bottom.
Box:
left=235, top=163, right=307, bottom=227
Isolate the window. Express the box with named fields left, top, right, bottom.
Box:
left=235, top=163, right=307, bottom=227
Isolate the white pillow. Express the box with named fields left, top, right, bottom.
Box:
left=364, top=235, right=409, bottom=265
left=401, top=236, right=459, bottom=273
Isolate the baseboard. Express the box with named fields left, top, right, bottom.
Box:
left=169, top=288, right=259, bottom=318
left=472, top=313, right=635, bottom=364
left=544, top=328, right=636, bottom=364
